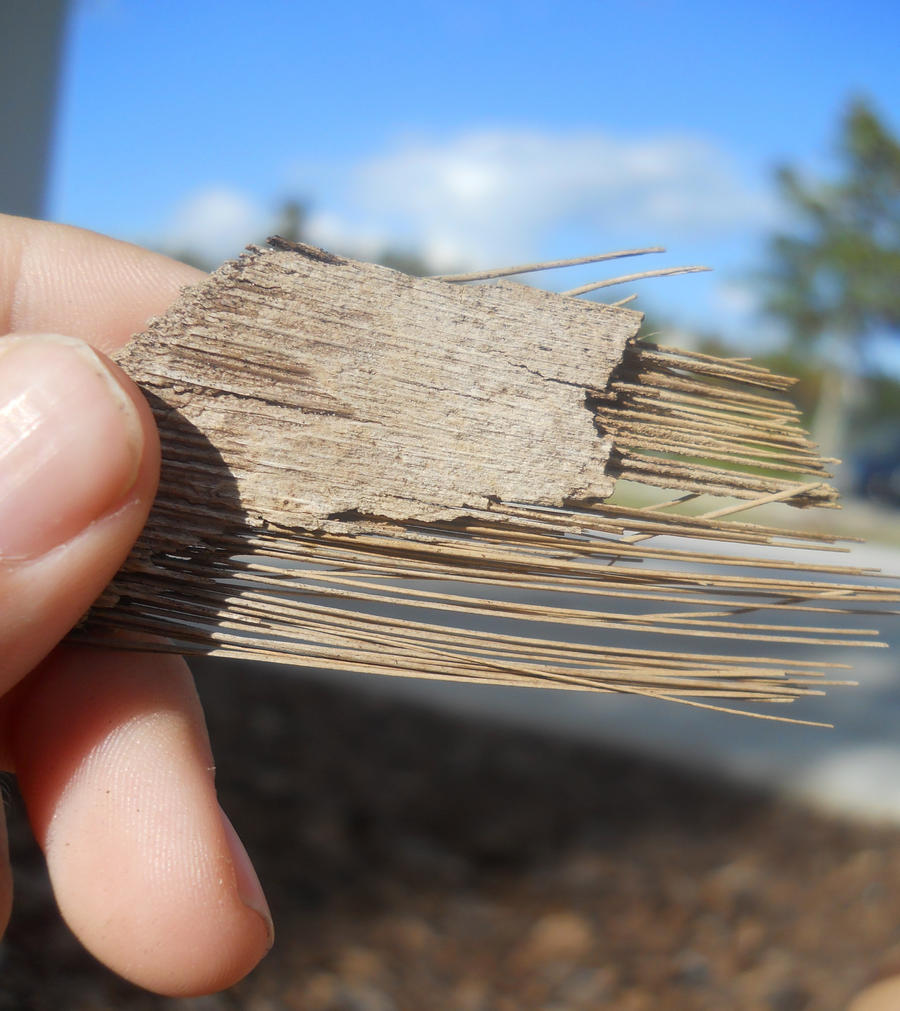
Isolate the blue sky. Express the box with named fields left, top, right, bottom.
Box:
left=49, top=0, right=900, bottom=353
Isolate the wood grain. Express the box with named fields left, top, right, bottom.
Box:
left=114, top=241, right=641, bottom=531
left=72, top=239, right=897, bottom=722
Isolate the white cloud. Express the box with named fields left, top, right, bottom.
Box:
left=714, top=281, right=758, bottom=317
left=302, top=209, right=389, bottom=263
left=306, top=128, right=775, bottom=271
left=155, top=186, right=275, bottom=265
left=152, top=129, right=774, bottom=283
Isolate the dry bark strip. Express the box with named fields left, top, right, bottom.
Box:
left=71, top=239, right=898, bottom=722
left=114, top=240, right=641, bottom=531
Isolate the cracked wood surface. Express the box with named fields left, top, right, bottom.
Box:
left=114, top=242, right=642, bottom=532
left=81, top=240, right=899, bottom=718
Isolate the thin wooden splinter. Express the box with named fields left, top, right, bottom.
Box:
left=562, top=264, right=712, bottom=297
left=432, top=247, right=665, bottom=282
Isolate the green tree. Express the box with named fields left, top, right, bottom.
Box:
left=374, top=247, right=433, bottom=276
left=274, top=199, right=308, bottom=244
left=762, top=98, right=900, bottom=454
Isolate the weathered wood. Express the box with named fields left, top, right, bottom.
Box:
left=114, top=241, right=641, bottom=531
left=70, top=239, right=897, bottom=723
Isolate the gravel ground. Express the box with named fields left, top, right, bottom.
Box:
left=3, top=659, right=900, bottom=1010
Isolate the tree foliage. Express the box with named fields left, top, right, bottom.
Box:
left=764, top=99, right=900, bottom=372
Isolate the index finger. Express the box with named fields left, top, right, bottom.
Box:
left=0, top=214, right=205, bottom=351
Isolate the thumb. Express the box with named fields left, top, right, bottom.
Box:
left=0, top=334, right=159, bottom=691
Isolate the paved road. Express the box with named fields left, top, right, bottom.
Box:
left=305, top=538, right=900, bottom=824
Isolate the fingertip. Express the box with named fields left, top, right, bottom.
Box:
left=0, top=335, right=149, bottom=562
left=219, top=805, right=275, bottom=950
left=10, top=647, right=272, bottom=995
left=0, top=335, right=160, bottom=689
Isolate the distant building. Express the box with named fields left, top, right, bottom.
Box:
left=0, top=1, right=68, bottom=218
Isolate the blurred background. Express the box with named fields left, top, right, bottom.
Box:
left=2, top=2, right=900, bottom=1008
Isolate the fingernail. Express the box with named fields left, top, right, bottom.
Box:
left=219, top=806, right=274, bottom=948
left=0, top=334, right=144, bottom=561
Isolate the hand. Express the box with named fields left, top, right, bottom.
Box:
left=0, top=214, right=273, bottom=995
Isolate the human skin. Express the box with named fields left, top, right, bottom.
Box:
left=0, top=214, right=273, bottom=995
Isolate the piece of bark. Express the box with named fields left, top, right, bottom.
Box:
left=113, top=241, right=641, bottom=531
left=71, top=239, right=896, bottom=723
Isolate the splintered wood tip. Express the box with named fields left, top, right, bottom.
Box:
left=71, top=240, right=898, bottom=724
